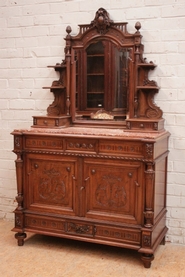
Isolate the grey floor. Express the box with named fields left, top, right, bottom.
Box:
left=0, top=219, right=185, bottom=277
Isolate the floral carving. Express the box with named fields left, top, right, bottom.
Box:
left=15, top=215, right=21, bottom=227
left=95, top=174, right=127, bottom=208
left=66, top=222, right=93, bottom=235
left=145, top=144, right=153, bottom=158
left=143, top=235, right=151, bottom=246
left=31, top=162, right=72, bottom=205
left=15, top=136, right=21, bottom=147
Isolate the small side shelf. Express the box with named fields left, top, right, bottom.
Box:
left=47, top=64, right=67, bottom=71
left=137, top=62, right=156, bottom=69
left=32, top=59, right=69, bottom=128
left=43, top=86, right=65, bottom=89
left=137, top=86, right=160, bottom=90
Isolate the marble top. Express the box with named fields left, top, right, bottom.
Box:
left=12, top=127, right=168, bottom=140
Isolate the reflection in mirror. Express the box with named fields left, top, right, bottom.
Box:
left=114, top=48, right=129, bottom=112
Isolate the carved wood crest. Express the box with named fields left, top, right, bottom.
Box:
left=91, top=7, right=113, bottom=34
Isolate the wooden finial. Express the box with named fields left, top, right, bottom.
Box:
left=135, top=21, right=141, bottom=33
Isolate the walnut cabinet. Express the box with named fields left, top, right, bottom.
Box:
left=12, top=8, right=170, bottom=268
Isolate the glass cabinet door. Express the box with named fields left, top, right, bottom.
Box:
left=75, top=40, right=130, bottom=121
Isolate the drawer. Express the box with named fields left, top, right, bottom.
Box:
left=32, top=116, right=71, bottom=128
left=65, top=138, right=97, bottom=153
left=25, top=136, right=63, bottom=150
left=64, top=221, right=96, bottom=237
left=99, top=140, right=144, bottom=157
left=126, top=119, right=165, bottom=132
left=95, top=225, right=141, bottom=245
left=25, top=214, right=65, bottom=233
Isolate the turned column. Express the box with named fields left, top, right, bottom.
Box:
left=13, top=134, right=27, bottom=246
left=65, top=26, right=72, bottom=116
left=140, top=143, right=155, bottom=268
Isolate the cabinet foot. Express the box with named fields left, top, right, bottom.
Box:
left=141, top=254, right=154, bottom=268
left=15, top=232, right=27, bottom=246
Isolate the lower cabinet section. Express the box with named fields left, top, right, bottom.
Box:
left=12, top=130, right=169, bottom=268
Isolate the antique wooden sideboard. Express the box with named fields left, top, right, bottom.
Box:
left=12, top=8, right=170, bottom=268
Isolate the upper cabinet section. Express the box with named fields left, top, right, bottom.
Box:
left=34, top=8, right=164, bottom=132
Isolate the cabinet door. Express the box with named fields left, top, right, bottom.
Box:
left=83, top=159, right=143, bottom=225
left=24, top=153, right=78, bottom=216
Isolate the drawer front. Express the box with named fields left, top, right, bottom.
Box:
left=95, top=225, right=141, bottom=245
left=34, top=117, right=59, bottom=127
left=65, top=138, right=97, bottom=153
left=99, top=140, right=144, bottom=157
left=33, top=116, right=70, bottom=128
left=25, top=136, right=63, bottom=150
left=25, top=214, right=65, bottom=233
left=64, top=221, right=96, bottom=237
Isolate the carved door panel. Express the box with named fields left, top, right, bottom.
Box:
left=25, top=153, right=78, bottom=216
left=83, top=159, right=143, bottom=225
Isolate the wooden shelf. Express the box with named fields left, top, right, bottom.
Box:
left=87, top=54, right=104, bottom=57
left=47, top=64, right=66, bottom=69
left=137, top=86, right=159, bottom=90
left=87, top=73, right=104, bottom=76
left=87, top=91, right=104, bottom=94
left=137, top=62, right=156, bottom=68
left=43, top=86, right=65, bottom=89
